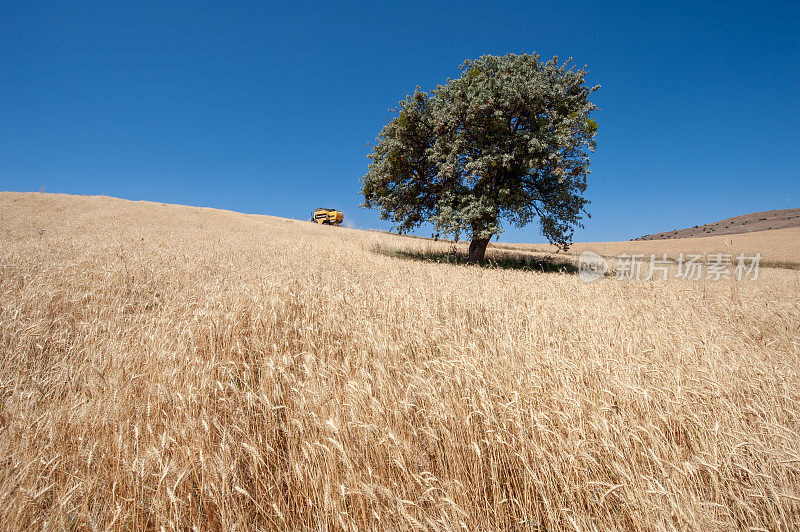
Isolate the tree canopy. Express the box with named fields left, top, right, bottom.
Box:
left=361, top=53, right=599, bottom=262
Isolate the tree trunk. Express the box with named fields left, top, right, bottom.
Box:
left=467, top=238, right=490, bottom=263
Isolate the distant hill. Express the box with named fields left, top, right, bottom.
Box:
left=632, top=208, right=800, bottom=240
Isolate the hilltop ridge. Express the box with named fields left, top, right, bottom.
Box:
left=632, top=208, right=800, bottom=240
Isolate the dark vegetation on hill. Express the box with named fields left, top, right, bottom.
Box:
left=632, top=208, right=800, bottom=240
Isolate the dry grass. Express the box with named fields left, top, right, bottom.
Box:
left=631, top=208, right=800, bottom=241
left=499, top=226, right=800, bottom=265
left=1, top=192, right=799, bottom=530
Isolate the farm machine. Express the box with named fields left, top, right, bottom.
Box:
left=311, top=208, right=343, bottom=226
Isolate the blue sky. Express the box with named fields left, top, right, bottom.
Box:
left=2, top=1, right=798, bottom=242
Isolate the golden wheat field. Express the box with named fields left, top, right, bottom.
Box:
left=500, top=226, right=800, bottom=266
left=1, top=192, right=800, bottom=531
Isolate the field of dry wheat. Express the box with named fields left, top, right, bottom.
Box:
left=499, top=226, right=800, bottom=266
left=1, top=192, right=799, bottom=530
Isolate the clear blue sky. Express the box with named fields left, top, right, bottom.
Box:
left=2, top=1, right=798, bottom=242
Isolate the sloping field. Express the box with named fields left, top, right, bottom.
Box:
left=1, top=192, right=799, bottom=530
left=502, top=226, right=800, bottom=267
left=632, top=208, right=800, bottom=240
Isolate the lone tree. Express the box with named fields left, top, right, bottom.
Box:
left=361, top=53, right=599, bottom=262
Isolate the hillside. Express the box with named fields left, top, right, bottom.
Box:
left=502, top=225, right=800, bottom=267
left=2, top=192, right=799, bottom=530
left=631, top=208, right=800, bottom=240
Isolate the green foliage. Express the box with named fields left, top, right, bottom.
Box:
left=361, top=53, right=599, bottom=251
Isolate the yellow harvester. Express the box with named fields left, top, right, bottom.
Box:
left=311, top=208, right=343, bottom=226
